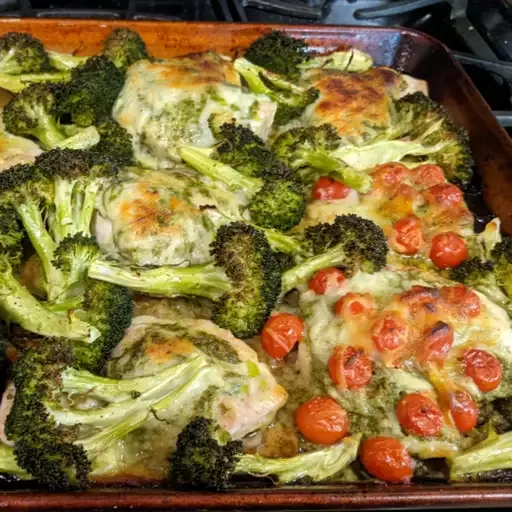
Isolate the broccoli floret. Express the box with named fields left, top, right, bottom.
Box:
left=169, top=417, right=361, bottom=490
left=101, top=28, right=149, bottom=73
left=491, top=238, right=512, bottom=298
left=60, top=56, right=124, bottom=127
left=0, top=32, right=50, bottom=75
left=92, top=118, right=133, bottom=167
left=6, top=339, right=208, bottom=489
left=395, top=92, right=474, bottom=187
left=282, top=214, right=388, bottom=294
left=0, top=204, right=98, bottom=342
left=2, top=82, right=67, bottom=148
left=47, top=51, right=88, bottom=71
left=179, top=146, right=307, bottom=234
left=213, top=122, right=279, bottom=178
left=89, top=222, right=281, bottom=338
left=168, top=417, right=243, bottom=490
left=244, top=30, right=310, bottom=81
left=233, top=57, right=319, bottom=125
left=271, top=124, right=373, bottom=192
left=0, top=443, right=29, bottom=479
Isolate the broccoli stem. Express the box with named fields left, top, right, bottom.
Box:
left=17, top=201, right=64, bottom=301
left=450, top=430, right=512, bottom=480
left=47, top=51, right=88, bottom=71
left=235, top=434, right=361, bottom=484
left=0, top=71, right=70, bottom=94
left=88, top=260, right=232, bottom=300
left=76, top=182, right=100, bottom=235
left=179, top=147, right=262, bottom=193
left=0, top=263, right=99, bottom=342
left=60, top=356, right=206, bottom=403
left=54, top=126, right=100, bottom=151
left=52, top=177, right=75, bottom=243
left=27, top=105, right=67, bottom=149
left=281, top=245, right=352, bottom=295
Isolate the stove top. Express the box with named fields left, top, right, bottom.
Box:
left=1, top=0, right=512, bottom=126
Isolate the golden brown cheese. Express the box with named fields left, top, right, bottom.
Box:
left=305, top=67, right=404, bottom=141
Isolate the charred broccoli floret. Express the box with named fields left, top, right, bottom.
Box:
left=491, top=237, right=512, bottom=298
left=3, top=82, right=66, bottom=148
left=281, top=214, right=388, bottom=294
left=60, top=56, right=124, bottom=127
left=395, top=92, right=474, bottom=187
left=6, top=339, right=206, bottom=489
left=169, top=417, right=362, bottom=490
left=271, top=124, right=372, bottom=192
left=89, top=222, right=282, bottom=338
left=233, top=57, right=318, bottom=125
left=244, top=30, right=311, bottom=81
left=168, top=417, right=243, bottom=491
left=179, top=145, right=306, bottom=233
left=0, top=32, right=50, bottom=75
left=101, top=28, right=149, bottom=73
left=213, top=122, right=280, bottom=178
left=92, top=118, right=133, bottom=167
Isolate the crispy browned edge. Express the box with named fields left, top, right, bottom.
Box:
left=0, top=18, right=512, bottom=509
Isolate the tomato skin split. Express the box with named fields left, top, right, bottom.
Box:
left=334, top=292, right=376, bottom=320
left=440, top=284, right=481, bottom=318
left=416, top=321, right=454, bottom=367
left=261, top=313, right=304, bottom=359
left=295, top=396, right=350, bottom=445
left=328, top=345, right=373, bottom=390
left=313, top=177, right=351, bottom=201
left=396, top=393, right=443, bottom=437
left=424, top=183, right=463, bottom=208
left=308, top=268, right=346, bottom=295
left=360, top=437, right=414, bottom=483
left=448, top=389, right=478, bottom=433
left=389, top=216, right=424, bottom=255
left=371, top=312, right=409, bottom=352
left=464, top=349, right=502, bottom=392
left=412, top=164, right=446, bottom=188
left=372, top=162, right=409, bottom=188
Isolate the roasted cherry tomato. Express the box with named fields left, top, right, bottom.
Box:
left=429, top=232, right=468, bottom=269
left=416, top=321, right=454, bottom=367
left=360, top=437, right=414, bottom=483
left=389, top=216, right=424, bottom=255
left=261, top=313, right=304, bottom=359
left=295, top=396, right=349, bottom=445
left=424, top=183, right=464, bottom=208
left=328, top=345, right=373, bottom=390
left=372, top=162, right=409, bottom=188
left=308, top=268, right=346, bottom=295
left=440, top=284, right=481, bottom=318
left=464, top=349, right=503, bottom=392
left=334, top=292, right=376, bottom=320
left=396, top=393, right=443, bottom=437
left=399, top=285, right=440, bottom=317
left=312, top=177, right=351, bottom=201
left=371, top=312, right=409, bottom=352
left=412, top=164, right=446, bottom=188
left=448, top=389, right=478, bottom=433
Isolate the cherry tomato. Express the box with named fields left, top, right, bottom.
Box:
left=328, top=345, right=373, bottom=390
left=448, top=389, right=478, bottom=433
left=424, top=183, right=463, bottom=208
left=399, top=285, right=440, bottom=317
left=334, top=292, right=376, bottom=320
left=371, top=312, right=409, bottom=352
left=440, top=284, right=481, bottom=318
left=412, top=164, right=446, bottom=188
left=312, top=177, right=351, bottom=201
left=396, top=393, right=443, bottom=437
left=389, top=216, right=424, bottom=255
left=464, top=349, right=502, bottom=392
left=416, top=321, right=454, bottom=367
left=261, top=313, right=304, bottom=359
left=372, top=162, right=409, bottom=188
left=295, top=397, right=349, bottom=445
left=308, top=268, right=346, bottom=295
left=429, top=232, right=468, bottom=269
left=360, top=437, right=414, bottom=483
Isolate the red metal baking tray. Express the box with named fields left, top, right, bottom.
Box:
left=1, top=18, right=512, bottom=510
